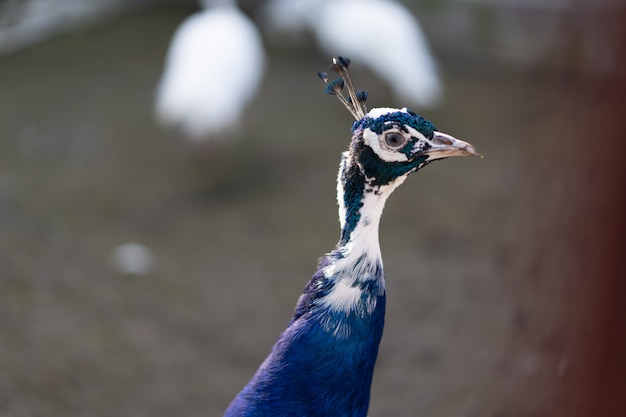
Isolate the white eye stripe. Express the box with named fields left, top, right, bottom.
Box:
left=405, top=125, right=428, bottom=142
left=404, top=125, right=442, bottom=155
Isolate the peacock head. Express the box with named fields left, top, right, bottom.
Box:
left=319, top=57, right=480, bottom=186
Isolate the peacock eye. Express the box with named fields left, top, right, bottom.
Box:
left=383, top=131, right=406, bottom=149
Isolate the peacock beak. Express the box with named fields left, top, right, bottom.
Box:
left=422, top=131, right=482, bottom=160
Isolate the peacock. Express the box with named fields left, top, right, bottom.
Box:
left=223, top=57, right=480, bottom=417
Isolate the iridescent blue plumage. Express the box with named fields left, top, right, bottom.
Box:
left=223, top=58, right=479, bottom=417
left=225, top=253, right=385, bottom=417
left=353, top=109, right=437, bottom=137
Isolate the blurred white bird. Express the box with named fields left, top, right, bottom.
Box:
left=262, top=0, right=443, bottom=108
left=155, top=0, right=266, bottom=141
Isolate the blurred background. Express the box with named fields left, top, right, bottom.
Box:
left=1, top=0, right=625, bottom=416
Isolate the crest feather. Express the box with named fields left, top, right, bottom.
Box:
left=319, top=56, right=368, bottom=120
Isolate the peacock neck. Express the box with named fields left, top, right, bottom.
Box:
left=223, top=155, right=395, bottom=417
left=336, top=151, right=407, bottom=261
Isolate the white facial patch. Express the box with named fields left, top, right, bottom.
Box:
left=405, top=125, right=428, bottom=143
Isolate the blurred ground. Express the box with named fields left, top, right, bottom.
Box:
left=0, top=3, right=624, bottom=417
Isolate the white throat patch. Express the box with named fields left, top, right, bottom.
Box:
left=320, top=186, right=392, bottom=324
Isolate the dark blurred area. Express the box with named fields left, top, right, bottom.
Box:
left=0, top=0, right=625, bottom=416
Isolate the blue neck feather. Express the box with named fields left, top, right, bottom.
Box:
left=225, top=270, right=385, bottom=417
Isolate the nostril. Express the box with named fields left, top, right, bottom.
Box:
left=432, top=135, right=453, bottom=145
